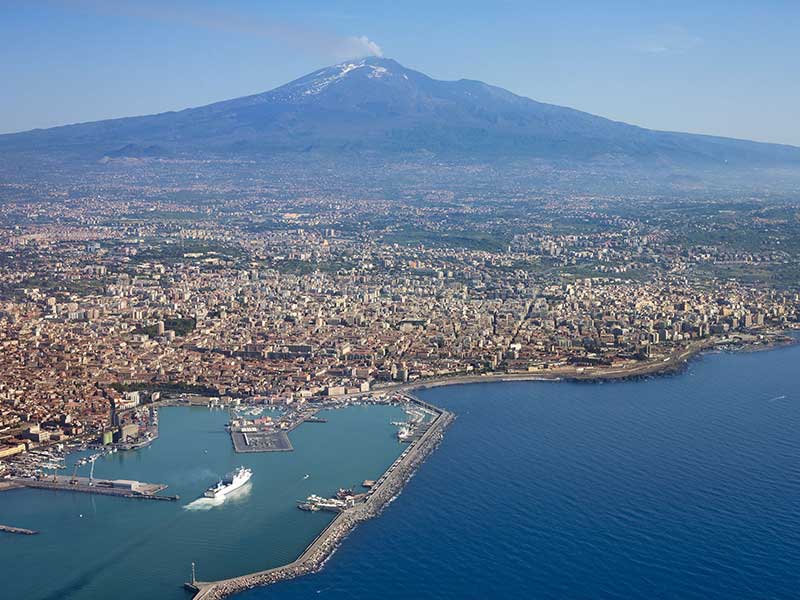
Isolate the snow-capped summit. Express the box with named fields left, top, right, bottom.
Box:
left=258, top=57, right=414, bottom=104
left=3, top=57, right=799, bottom=168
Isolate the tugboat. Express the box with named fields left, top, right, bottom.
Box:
left=204, top=466, right=252, bottom=499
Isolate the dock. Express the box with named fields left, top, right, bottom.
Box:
left=0, top=524, right=38, bottom=535
left=228, top=406, right=324, bottom=453
left=230, top=430, right=293, bottom=453
left=12, top=475, right=178, bottom=500
left=0, top=480, right=23, bottom=492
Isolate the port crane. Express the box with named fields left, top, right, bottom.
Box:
left=88, top=454, right=98, bottom=485
left=69, top=462, right=79, bottom=485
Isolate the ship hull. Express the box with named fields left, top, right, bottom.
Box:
left=203, top=468, right=252, bottom=499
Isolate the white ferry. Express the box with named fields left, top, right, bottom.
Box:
left=204, top=466, right=252, bottom=499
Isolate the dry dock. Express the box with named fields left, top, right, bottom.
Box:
left=186, top=395, right=453, bottom=599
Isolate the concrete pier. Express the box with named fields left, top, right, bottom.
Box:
left=228, top=407, right=323, bottom=453
left=231, top=430, right=292, bottom=453
left=13, top=475, right=177, bottom=500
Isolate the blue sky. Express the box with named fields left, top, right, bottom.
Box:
left=2, top=0, right=799, bottom=145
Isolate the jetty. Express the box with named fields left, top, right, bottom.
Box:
left=12, top=475, right=178, bottom=500
left=185, top=394, right=453, bottom=599
left=0, top=524, right=38, bottom=535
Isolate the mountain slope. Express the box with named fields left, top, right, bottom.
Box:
left=2, top=57, right=799, bottom=166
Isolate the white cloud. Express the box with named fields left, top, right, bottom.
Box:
left=55, top=1, right=384, bottom=61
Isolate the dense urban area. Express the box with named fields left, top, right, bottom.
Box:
left=1, top=163, right=799, bottom=469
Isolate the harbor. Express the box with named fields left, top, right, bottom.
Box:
left=0, top=402, right=409, bottom=600
left=2, top=388, right=456, bottom=598
left=184, top=393, right=453, bottom=599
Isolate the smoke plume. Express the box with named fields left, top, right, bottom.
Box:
left=53, top=1, right=384, bottom=60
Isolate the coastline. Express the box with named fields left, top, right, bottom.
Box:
left=183, top=328, right=796, bottom=599
left=396, top=330, right=797, bottom=391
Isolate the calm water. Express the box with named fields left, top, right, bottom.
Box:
left=0, top=404, right=406, bottom=600
left=240, top=342, right=800, bottom=600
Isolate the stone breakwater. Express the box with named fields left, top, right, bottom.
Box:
left=189, top=405, right=454, bottom=600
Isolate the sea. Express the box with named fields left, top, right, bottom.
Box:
left=2, top=341, right=799, bottom=600
left=238, top=340, right=800, bottom=600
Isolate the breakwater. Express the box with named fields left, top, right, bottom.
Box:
left=0, top=524, right=38, bottom=535
left=186, top=398, right=454, bottom=599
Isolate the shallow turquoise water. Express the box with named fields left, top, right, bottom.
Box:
left=0, top=404, right=406, bottom=600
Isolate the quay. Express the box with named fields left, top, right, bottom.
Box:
left=0, top=524, right=38, bottom=535
left=228, top=406, right=323, bottom=453
left=0, top=480, right=23, bottom=492
left=185, top=393, right=454, bottom=599
left=12, top=475, right=178, bottom=500
left=231, top=430, right=292, bottom=453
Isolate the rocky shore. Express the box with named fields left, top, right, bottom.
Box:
left=188, top=405, right=454, bottom=600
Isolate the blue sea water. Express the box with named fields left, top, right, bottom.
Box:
left=0, top=404, right=406, bottom=600
left=240, top=342, right=800, bottom=600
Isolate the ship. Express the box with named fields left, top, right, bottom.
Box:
left=204, top=466, right=252, bottom=499
left=297, top=494, right=349, bottom=512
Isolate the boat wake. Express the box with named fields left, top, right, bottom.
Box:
left=183, top=496, right=224, bottom=511
left=768, top=395, right=787, bottom=402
